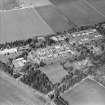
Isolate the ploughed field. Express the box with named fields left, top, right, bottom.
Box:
left=0, top=0, right=105, bottom=43
left=62, top=78, right=105, bottom=105
left=50, top=0, right=105, bottom=26
left=87, top=0, right=105, bottom=16
left=0, top=70, right=46, bottom=105
left=36, top=4, right=75, bottom=32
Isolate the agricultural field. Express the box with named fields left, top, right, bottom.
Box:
left=62, top=78, right=105, bottom=105
left=50, top=0, right=105, bottom=26
left=87, top=0, right=105, bottom=16
left=0, top=70, right=47, bottom=105
left=0, top=8, right=54, bottom=43
left=36, top=4, right=75, bottom=33
left=0, top=0, right=20, bottom=10
left=39, top=63, right=68, bottom=84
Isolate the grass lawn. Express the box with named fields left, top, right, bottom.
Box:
left=40, top=63, right=68, bottom=84
left=62, top=78, right=105, bottom=105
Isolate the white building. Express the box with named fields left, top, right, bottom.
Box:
left=0, top=48, right=17, bottom=55
left=13, top=58, right=26, bottom=68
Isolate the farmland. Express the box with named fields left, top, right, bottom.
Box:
left=0, top=0, right=105, bottom=105
left=50, top=0, right=105, bottom=26
left=62, top=78, right=105, bottom=105
left=36, top=4, right=75, bottom=32
left=1, top=0, right=105, bottom=43
left=0, top=70, right=47, bottom=105
left=87, top=0, right=105, bottom=16
left=0, top=8, right=54, bottom=43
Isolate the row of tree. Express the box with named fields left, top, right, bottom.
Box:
left=0, top=38, right=33, bottom=50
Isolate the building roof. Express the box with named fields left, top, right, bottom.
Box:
left=0, top=48, right=17, bottom=55
left=13, top=57, right=26, bottom=68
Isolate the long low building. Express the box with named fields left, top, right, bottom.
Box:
left=0, top=48, right=17, bottom=55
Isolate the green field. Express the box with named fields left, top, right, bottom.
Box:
left=0, top=70, right=46, bottom=105
left=40, top=63, right=68, bottom=84
left=62, top=79, right=105, bottom=105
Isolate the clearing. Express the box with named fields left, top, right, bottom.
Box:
left=39, top=63, right=68, bottom=84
